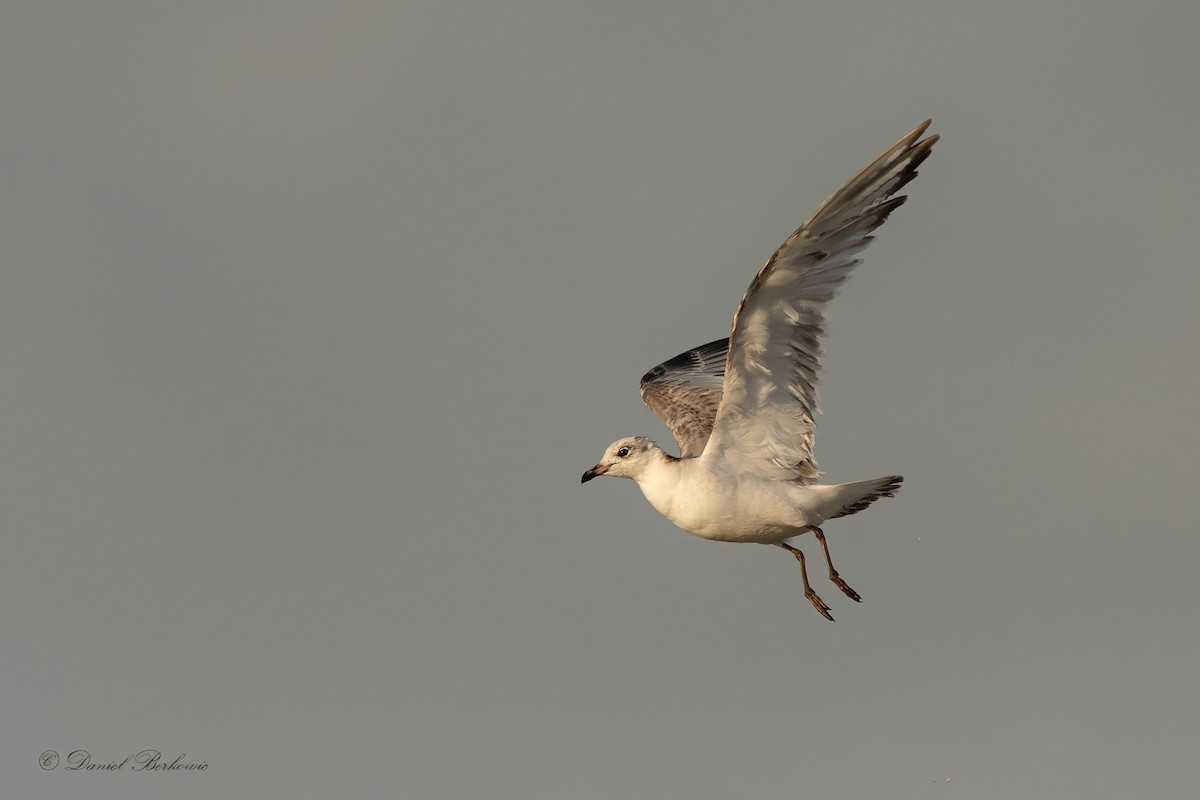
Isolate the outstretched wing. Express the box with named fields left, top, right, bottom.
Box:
left=702, top=120, right=938, bottom=482
left=639, top=338, right=729, bottom=457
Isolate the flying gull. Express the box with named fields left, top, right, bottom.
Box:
left=582, top=120, right=938, bottom=620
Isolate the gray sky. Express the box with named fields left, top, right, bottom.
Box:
left=3, top=1, right=1199, bottom=798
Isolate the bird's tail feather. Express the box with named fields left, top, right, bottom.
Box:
left=827, top=475, right=903, bottom=520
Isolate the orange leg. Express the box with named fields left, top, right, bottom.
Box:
left=777, top=542, right=833, bottom=621
left=810, top=526, right=861, bottom=603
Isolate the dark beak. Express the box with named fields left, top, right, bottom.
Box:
left=580, top=464, right=606, bottom=483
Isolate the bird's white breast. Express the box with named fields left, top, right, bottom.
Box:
left=635, top=458, right=813, bottom=544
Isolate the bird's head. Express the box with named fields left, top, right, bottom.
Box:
left=581, top=436, right=661, bottom=483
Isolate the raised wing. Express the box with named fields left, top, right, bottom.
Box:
left=702, top=120, right=938, bottom=481
left=640, top=338, right=729, bottom=457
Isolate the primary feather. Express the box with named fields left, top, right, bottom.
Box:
left=701, top=120, right=938, bottom=482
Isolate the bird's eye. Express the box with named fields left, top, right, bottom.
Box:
left=617, top=447, right=630, bottom=458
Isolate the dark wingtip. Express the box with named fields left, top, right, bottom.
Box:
left=639, top=338, right=730, bottom=387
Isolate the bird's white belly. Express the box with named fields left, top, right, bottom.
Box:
left=639, top=467, right=811, bottom=544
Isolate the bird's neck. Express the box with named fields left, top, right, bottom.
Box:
left=633, top=450, right=683, bottom=520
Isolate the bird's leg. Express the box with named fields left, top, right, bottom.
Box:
left=809, top=526, right=861, bottom=603
left=777, top=542, right=833, bottom=621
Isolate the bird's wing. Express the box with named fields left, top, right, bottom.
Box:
left=639, top=338, right=729, bottom=457
left=701, top=120, right=938, bottom=482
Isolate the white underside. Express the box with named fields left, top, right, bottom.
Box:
left=632, top=454, right=873, bottom=544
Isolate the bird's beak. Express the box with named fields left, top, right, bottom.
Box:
left=580, top=464, right=607, bottom=483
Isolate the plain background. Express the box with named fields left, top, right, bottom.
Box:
left=3, top=1, right=1199, bottom=798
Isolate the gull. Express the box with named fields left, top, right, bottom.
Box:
left=582, top=121, right=938, bottom=620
